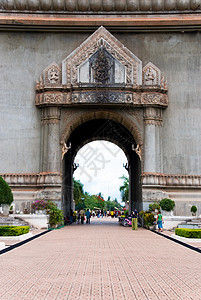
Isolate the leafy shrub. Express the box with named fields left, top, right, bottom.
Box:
left=0, top=226, right=29, bottom=236
left=175, top=228, right=201, bottom=239
left=144, top=212, right=155, bottom=226
left=139, top=210, right=145, bottom=218
left=0, top=176, right=13, bottom=206
left=149, top=202, right=160, bottom=212
left=160, top=198, right=175, bottom=211
left=191, top=205, right=197, bottom=214
left=49, top=206, right=64, bottom=227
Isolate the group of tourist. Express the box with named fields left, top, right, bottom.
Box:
left=65, top=208, right=164, bottom=231
left=126, top=209, right=164, bottom=232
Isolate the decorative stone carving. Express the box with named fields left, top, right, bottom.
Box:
left=132, top=144, right=142, bottom=161
left=143, top=107, right=163, bottom=126
left=72, top=91, right=133, bottom=104
left=63, top=26, right=142, bottom=86
left=141, top=93, right=168, bottom=106
left=2, top=0, right=199, bottom=12
left=61, top=142, right=71, bottom=160
left=36, top=27, right=168, bottom=108
left=142, top=62, right=161, bottom=86
left=91, top=47, right=113, bottom=84
left=43, top=62, right=61, bottom=85
left=142, top=173, right=201, bottom=187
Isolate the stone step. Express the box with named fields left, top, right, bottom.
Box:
left=0, top=217, right=29, bottom=227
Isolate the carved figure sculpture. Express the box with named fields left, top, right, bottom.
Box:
left=48, top=67, right=59, bottom=84
left=132, top=144, right=142, bottom=161
left=91, top=47, right=112, bottom=84
left=145, top=68, right=155, bottom=85
left=61, top=142, right=71, bottom=160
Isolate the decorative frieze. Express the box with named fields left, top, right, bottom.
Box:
left=142, top=173, right=201, bottom=187
left=0, top=173, right=62, bottom=187
left=2, top=172, right=201, bottom=189
left=72, top=91, right=133, bottom=104
left=36, top=93, right=70, bottom=106
left=1, top=0, right=200, bottom=12
left=36, top=90, right=168, bottom=107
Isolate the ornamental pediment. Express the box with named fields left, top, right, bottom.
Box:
left=36, top=27, right=168, bottom=108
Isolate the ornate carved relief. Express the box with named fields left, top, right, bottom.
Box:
left=142, top=62, right=161, bottom=86
left=141, top=93, right=168, bottom=106
left=90, top=47, right=113, bottom=84
left=43, top=62, right=61, bottom=86
left=72, top=92, right=133, bottom=104
left=62, top=27, right=142, bottom=86
left=36, top=27, right=168, bottom=110
left=36, top=93, right=71, bottom=106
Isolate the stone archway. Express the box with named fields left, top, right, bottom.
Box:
left=35, top=26, right=168, bottom=215
left=61, top=117, right=141, bottom=216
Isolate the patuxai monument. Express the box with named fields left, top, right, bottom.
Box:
left=0, top=0, right=201, bottom=217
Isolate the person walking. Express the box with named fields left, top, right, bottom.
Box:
left=80, top=208, right=85, bottom=224
left=77, top=209, right=80, bottom=224
left=85, top=209, right=91, bottom=224
left=156, top=210, right=163, bottom=232
left=131, top=209, right=138, bottom=230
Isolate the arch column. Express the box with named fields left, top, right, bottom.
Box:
left=143, top=107, right=163, bottom=173
left=41, top=107, right=61, bottom=172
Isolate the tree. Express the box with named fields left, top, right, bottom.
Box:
left=73, top=178, right=84, bottom=205
left=0, top=176, right=13, bottom=206
left=119, top=175, right=129, bottom=203
left=105, top=198, right=122, bottom=211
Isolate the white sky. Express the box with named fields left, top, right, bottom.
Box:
left=74, top=141, right=128, bottom=203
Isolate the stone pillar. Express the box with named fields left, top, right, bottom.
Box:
left=40, top=108, right=48, bottom=172
left=143, top=107, right=163, bottom=173
left=41, top=107, right=61, bottom=172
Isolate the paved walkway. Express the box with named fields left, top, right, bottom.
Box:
left=0, top=218, right=201, bottom=300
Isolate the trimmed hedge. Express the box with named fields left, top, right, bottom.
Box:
left=175, top=228, right=201, bottom=239
left=0, top=226, right=30, bottom=236
left=0, top=176, right=13, bottom=205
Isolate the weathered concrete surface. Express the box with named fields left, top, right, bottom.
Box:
left=0, top=31, right=87, bottom=173
left=1, top=31, right=201, bottom=175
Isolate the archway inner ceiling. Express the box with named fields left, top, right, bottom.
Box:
left=67, top=119, right=137, bottom=160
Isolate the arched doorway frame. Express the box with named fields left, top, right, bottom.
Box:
left=61, top=111, right=143, bottom=215
left=35, top=26, right=168, bottom=215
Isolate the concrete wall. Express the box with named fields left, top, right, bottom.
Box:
left=0, top=31, right=87, bottom=173
left=0, top=31, right=201, bottom=175
left=116, top=32, right=201, bottom=175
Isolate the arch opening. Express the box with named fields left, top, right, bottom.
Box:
left=62, top=119, right=142, bottom=217
left=73, top=140, right=128, bottom=211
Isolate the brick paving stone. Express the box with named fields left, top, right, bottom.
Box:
left=0, top=218, right=201, bottom=300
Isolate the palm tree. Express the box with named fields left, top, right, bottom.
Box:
left=119, top=175, right=129, bottom=203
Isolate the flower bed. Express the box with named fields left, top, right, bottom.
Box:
left=0, top=226, right=30, bottom=236
left=175, top=228, right=201, bottom=239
